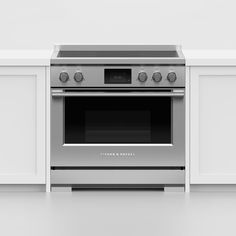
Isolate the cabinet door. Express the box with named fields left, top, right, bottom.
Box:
left=190, top=67, right=236, bottom=184
left=0, top=67, right=45, bottom=184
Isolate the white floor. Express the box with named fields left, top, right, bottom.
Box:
left=0, top=191, right=236, bottom=236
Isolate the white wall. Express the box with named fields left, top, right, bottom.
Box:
left=0, top=0, right=235, bottom=49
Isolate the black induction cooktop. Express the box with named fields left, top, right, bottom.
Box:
left=57, top=50, right=179, bottom=58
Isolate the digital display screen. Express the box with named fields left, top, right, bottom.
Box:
left=105, top=69, right=131, bottom=84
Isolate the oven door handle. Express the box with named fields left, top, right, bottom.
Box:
left=51, top=90, right=185, bottom=97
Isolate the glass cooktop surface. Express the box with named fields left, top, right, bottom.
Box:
left=57, top=50, right=179, bottom=58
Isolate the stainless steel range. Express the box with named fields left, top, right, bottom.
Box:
left=50, top=45, right=185, bottom=190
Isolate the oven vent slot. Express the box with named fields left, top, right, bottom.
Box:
left=72, top=184, right=165, bottom=191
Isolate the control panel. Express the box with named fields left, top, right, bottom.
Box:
left=51, top=66, right=185, bottom=87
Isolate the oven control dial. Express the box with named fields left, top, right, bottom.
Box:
left=59, top=71, right=69, bottom=83
left=74, top=71, right=84, bottom=83
left=152, top=72, right=162, bottom=82
left=167, top=72, right=177, bottom=83
left=138, top=71, right=148, bottom=82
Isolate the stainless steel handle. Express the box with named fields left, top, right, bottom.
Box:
left=51, top=90, right=184, bottom=97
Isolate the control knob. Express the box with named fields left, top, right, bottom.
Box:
left=152, top=72, right=162, bottom=82
left=138, top=71, right=148, bottom=82
left=59, top=71, right=69, bottom=83
left=74, top=71, right=84, bottom=83
left=167, top=72, right=177, bottom=83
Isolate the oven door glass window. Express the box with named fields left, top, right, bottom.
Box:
left=64, top=96, right=171, bottom=144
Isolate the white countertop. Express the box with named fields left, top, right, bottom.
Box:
left=183, top=50, right=236, bottom=66
left=0, top=50, right=52, bottom=66
left=0, top=49, right=236, bottom=67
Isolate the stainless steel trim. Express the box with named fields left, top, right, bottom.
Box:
left=51, top=169, right=185, bottom=184
left=164, top=187, right=185, bottom=192
left=51, top=187, right=72, bottom=192
left=51, top=58, right=185, bottom=65
left=63, top=144, right=173, bottom=147
left=51, top=90, right=185, bottom=97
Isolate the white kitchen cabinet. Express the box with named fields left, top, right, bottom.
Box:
left=0, top=67, right=46, bottom=184
left=190, top=67, right=236, bottom=184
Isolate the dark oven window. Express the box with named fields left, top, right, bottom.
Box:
left=64, top=96, right=171, bottom=144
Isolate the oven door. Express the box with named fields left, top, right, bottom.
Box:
left=51, top=89, right=185, bottom=167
